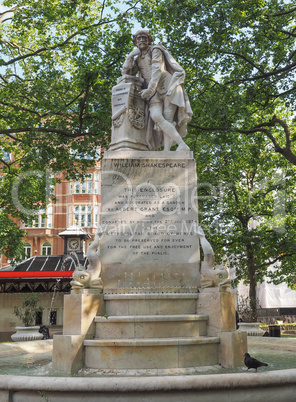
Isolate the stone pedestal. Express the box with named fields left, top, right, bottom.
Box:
left=62, top=288, right=105, bottom=338
left=52, top=289, right=104, bottom=374
left=11, top=326, right=43, bottom=342
left=219, top=331, right=247, bottom=369
left=52, top=334, right=85, bottom=375
left=54, top=152, right=245, bottom=373
left=79, top=151, right=222, bottom=372
left=197, top=287, right=247, bottom=368
left=238, top=322, right=265, bottom=336
left=84, top=293, right=221, bottom=370
left=109, top=76, right=148, bottom=151
left=101, top=151, right=200, bottom=290
left=197, top=288, right=236, bottom=337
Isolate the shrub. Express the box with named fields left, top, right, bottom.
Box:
left=237, top=295, right=261, bottom=322
left=13, top=294, right=44, bottom=327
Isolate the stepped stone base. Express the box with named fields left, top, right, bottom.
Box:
left=53, top=289, right=246, bottom=374
left=84, top=337, right=220, bottom=370
left=105, top=293, right=198, bottom=316
left=83, top=292, right=219, bottom=370
left=94, top=314, right=208, bottom=339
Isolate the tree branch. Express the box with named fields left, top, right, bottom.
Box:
left=267, top=7, right=296, bottom=17
left=190, top=116, right=296, bottom=165
left=0, top=101, right=41, bottom=117
left=100, top=0, right=106, bottom=19
left=0, top=127, right=91, bottom=138
left=225, top=61, right=296, bottom=85
left=221, top=51, right=265, bottom=74
left=255, top=252, right=296, bottom=270
left=278, top=28, right=296, bottom=39
left=3, top=17, right=118, bottom=66
left=0, top=6, right=18, bottom=22
left=78, top=85, right=91, bottom=135
left=0, top=75, right=8, bottom=83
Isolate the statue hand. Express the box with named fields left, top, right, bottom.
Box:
left=140, top=88, right=153, bottom=99
left=128, top=48, right=140, bottom=58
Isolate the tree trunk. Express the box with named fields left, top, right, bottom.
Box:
left=246, top=242, right=257, bottom=322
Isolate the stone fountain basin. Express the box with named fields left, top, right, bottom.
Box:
left=0, top=337, right=295, bottom=401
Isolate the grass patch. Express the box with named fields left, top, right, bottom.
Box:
left=281, top=334, right=296, bottom=338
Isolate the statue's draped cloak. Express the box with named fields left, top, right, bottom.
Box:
left=144, top=45, right=193, bottom=150
left=123, top=44, right=193, bottom=150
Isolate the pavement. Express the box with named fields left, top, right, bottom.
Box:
left=0, top=339, right=53, bottom=357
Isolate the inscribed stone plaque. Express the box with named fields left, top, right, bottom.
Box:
left=100, top=151, right=200, bottom=289
left=112, top=82, right=132, bottom=121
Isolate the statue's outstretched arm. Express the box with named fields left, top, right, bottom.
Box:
left=122, top=48, right=140, bottom=76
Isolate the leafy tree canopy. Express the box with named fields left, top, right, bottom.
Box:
left=135, top=0, right=296, bottom=307
left=136, top=0, right=296, bottom=164
left=196, top=130, right=296, bottom=309
left=0, top=0, right=138, bottom=260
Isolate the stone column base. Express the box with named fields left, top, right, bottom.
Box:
left=52, top=334, right=85, bottom=374
left=52, top=289, right=105, bottom=374
left=197, top=287, right=247, bottom=368
left=219, top=331, right=247, bottom=368
left=197, top=288, right=236, bottom=336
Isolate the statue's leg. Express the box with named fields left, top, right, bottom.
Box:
left=149, top=103, right=189, bottom=151
left=163, top=101, right=176, bottom=151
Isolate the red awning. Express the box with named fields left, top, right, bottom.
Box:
left=0, top=271, right=73, bottom=278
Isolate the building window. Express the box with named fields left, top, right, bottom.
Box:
left=74, top=205, right=92, bottom=227
left=23, top=205, right=53, bottom=228
left=42, top=241, right=52, bottom=256
left=68, top=204, right=100, bottom=228
left=47, top=206, right=53, bottom=228
left=35, top=311, right=43, bottom=325
left=69, top=172, right=100, bottom=195
left=94, top=173, right=100, bottom=194
left=23, top=242, right=31, bottom=259
left=49, top=310, right=57, bottom=325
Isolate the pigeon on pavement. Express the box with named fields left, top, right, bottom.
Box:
left=244, top=352, right=268, bottom=372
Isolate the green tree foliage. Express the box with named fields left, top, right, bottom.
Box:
left=136, top=0, right=296, bottom=164
left=196, top=131, right=296, bottom=320
left=0, top=0, right=137, bottom=260
left=135, top=0, right=296, bottom=316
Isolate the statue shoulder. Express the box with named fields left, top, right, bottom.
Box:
left=151, top=44, right=166, bottom=53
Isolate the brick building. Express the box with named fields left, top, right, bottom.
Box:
left=0, top=160, right=102, bottom=269
left=0, top=157, right=102, bottom=340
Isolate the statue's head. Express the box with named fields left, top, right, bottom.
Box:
left=133, top=30, right=153, bottom=46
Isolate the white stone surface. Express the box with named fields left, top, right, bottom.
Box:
left=101, top=154, right=200, bottom=289
left=104, top=150, right=193, bottom=159
left=2, top=370, right=296, bottom=402
left=11, top=326, right=43, bottom=342
left=109, top=77, right=148, bottom=151
left=238, top=322, right=265, bottom=336
left=84, top=337, right=220, bottom=369
left=197, top=288, right=236, bottom=336
left=94, top=314, right=208, bottom=339
left=104, top=294, right=198, bottom=316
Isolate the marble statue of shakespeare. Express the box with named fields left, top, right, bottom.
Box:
left=121, top=30, right=193, bottom=151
